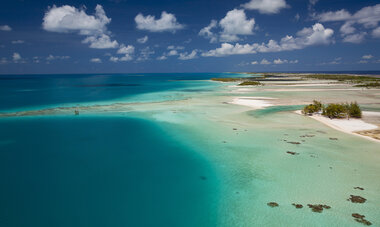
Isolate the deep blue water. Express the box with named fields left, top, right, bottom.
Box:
left=0, top=73, right=229, bottom=111
left=0, top=73, right=223, bottom=227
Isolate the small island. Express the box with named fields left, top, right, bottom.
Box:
left=302, top=100, right=362, bottom=119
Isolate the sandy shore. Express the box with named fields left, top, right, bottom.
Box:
left=229, top=97, right=275, bottom=109
left=295, top=110, right=380, bottom=143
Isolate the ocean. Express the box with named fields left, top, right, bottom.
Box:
left=1, top=73, right=380, bottom=227
left=0, top=73, right=224, bottom=227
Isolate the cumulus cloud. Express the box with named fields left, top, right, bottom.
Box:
left=90, top=58, right=102, bottom=63
left=135, top=11, right=184, bottom=32
left=156, top=55, right=167, bottom=60
left=157, top=46, right=192, bottom=60
left=178, top=50, right=198, bottom=60
left=362, top=54, right=373, bottom=59
left=199, top=9, right=255, bottom=42
left=199, top=20, right=218, bottom=43
left=137, top=35, right=148, bottom=44
left=111, top=44, right=135, bottom=61
left=342, top=32, right=366, bottom=43
left=11, top=40, right=25, bottom=44
left=260, top=59, right=271, bottom=64
left=315, top=4, right=380, bottom=42
left=373, top=27, right=380, bottom=38
left=273, top=58, right=298, bottom=64
left=13, top=52, right=21, bottom=62
left=167, top=45, right=184, bottom=50
left=202, top=23, right=334, bottom=57
left=82, top=34, right=118, bottom=49
left=43, top=5, right=110, bottom=34
left=219, top=9, right=255, bottom=42
left=43, top=4, right=120, bottom=49
left=46, top=55, right=70, bottom=61
left=317, top=9, right=351, bottom=22
left=137, top=47, right=155, bottom=61
left=339, top=21, right=356, bottom=35
left=167, top=50, right=179, bottom=56
left=117, top=44, right=135, bottom=54
left=0, top=25, right=12, bottom=31
left=242, top=0, right=288, bottom=14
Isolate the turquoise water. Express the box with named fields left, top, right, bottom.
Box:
left=0, top=73, right=225, bottom=111
left=1, top=73, right=380, bottom=226
left=0, top=116, right=218, bottom=227
left=0, top=73, right=223, bottom=227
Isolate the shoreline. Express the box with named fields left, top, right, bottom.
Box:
left=294, top=110, right=380, bottom=143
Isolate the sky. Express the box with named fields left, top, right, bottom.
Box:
left=1, top=0, right=380, bottom=74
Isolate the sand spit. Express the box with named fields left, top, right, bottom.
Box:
left=229, top=97, right=276, bottom=109
left=295, top=110, right=380, bottom=143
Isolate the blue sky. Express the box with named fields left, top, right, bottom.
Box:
left=1, top=0, right=380, bottom=74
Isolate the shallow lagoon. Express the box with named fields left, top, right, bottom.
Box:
left=0, top=73, right=380, bottom=226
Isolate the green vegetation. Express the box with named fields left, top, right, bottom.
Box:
left=302, top=100, right=323, bottom=115
left=301, top=74, right=380, bottom=85
left=211, top=78, right=242, bottom=82
left=238, top=81, right=262, bottom=86
left=211, top=77, right=262, bottom=86
left=302, top=101, right=362, bottom=119
left=354, top=81, right=380, bottom=88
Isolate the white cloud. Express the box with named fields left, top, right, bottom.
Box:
left=167, top=50, right=179, bottom=56
left=309, top=0, right=318, bottom=6
left=342, top=32, right=366, bottom=43
left=199, top=20, right=218, bottom=43
left=117, top=44, right=135, bottom=54
left=11, top=40, right=24, bottom=44
left=316, top=4, right=380, bottom=27
left=317, top=9, right=351, bottom=22
left=156, top=55, right=167, bottom=60
left=90, top=58, right=102, bottom=63
left=359, top=60, right=368, bottom=64
left=340, top=22, right=356, bottom=35
left=0, top=25, right=12, bottom=31
left=109, top=55, right=133, bottom=62
left=202, top=43, right=257, bottom=57
left=202, top=23, right=334, bottom=57
left=115, top=44, right=135, bottom=61
left=82, top=34, right=118, bottom=49
left=273, top=58, right=298, bottom=64
left=135, top=11, right=184, bottom=32
left=137, top=35, right=148, bottom=44
left=315, top=4, right=380, bottom=42
left=251, top=61, right=258, bottom=65
left=242, top=0, right=288, bottom=14
left=137, top=47, right=155, bottom=61
left=109, top=56, right=119, bottom=62
left=260, top=59, right=271, bottom=64
left=46, top=55, right=70, bottom=61
left=43, top=5, right=110, bottom=34
left=373, top=27, right=380, bottom=38
left=219, top=9, right=255, bottom=42
left=178, top=50, right=198, bottom=60
left=167, top=45, right=184, bottom=50
left=362, top=54, right=373, bottom=59
left=13, top=52, right=21, bottom=62
left=43, top=5, right=121, bottom=50
left=199, top=10, right=255, bottom=43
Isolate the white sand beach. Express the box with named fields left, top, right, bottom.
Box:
left=230, top=97, right=275, bottom=109
left=295, top=110, right=380, bottom=142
